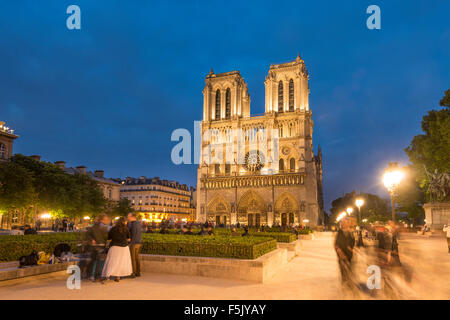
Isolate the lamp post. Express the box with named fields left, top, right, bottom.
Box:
left=355, top=198, right=364, bottom=224
left=383, top=162, right=404, bottom=221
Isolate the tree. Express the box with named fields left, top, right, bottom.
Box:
left=405, top=90, right=450, bottom=200
left=440, top=89, right=450, bottom=108
left=6, top=154, right=107, bottom=221
left=395, top=165, right=425, bottom=226
left=111, top=198, right=134, bottom=217
left=0, top=161, right=36, bottom=228
left=329, top=191, right=390, bottom=224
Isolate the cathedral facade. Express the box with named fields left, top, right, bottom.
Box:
left=196, top=55, right=324, bottom=227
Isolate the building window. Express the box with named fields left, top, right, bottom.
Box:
left=290, top=158, right=295, bottom=172
left=0, top=143, right=6, bottom=159
left=225, top=163, right=231, bottom=175
left=289, top=79, right=294, bottom=112
left=215, top=163, right=220, bottom=175
left=215, top=89, right=221, bottom=120
left=279, top=158, right=285, bottom=172
left=278, top=81, right=284, bottom=112
left=225, top=88, right=231, bottom=119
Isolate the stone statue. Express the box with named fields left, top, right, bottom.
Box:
left=424, top=166, right=450, bottom=202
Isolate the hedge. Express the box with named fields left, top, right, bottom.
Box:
left=0, top=232, right=277, bottom=261
left=213, top=228, right=296, bottom=242
left=0, top=233, right=85, bottom=262
left=141, top=234, right=276, bottom=259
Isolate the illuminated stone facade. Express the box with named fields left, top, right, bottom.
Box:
left=196, top=55, right=324, bottom=227
left=0, top=121, right=18, bottom=162
left=120, top=177, right=195, bottom=222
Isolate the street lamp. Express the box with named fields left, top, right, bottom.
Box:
left=355, top=198, right=364, bottom=224
left=346, top=207, right=353, bottom=215
left=383, top=162, right=404, bottom=221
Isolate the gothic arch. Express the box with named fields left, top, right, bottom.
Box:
left=207, top=194, right=230, bottom=214
left=289, top=79, right=294, bottom=111
left=237, top=190, right=266, bottom=217
left=215, top=89, right=221, bottom=120
left=275, top=192, right=299, bottom=213
left=225, top=88, right=231, bottom=119
left=278, top=80, right=284, bottom=112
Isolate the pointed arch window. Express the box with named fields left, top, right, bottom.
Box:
left=215, top=89, right=221, bottom=120
left=278, top=81, right=284, bottom=112
left=289, top=79, right=294, bottom=111
left=0, top=143, right=6, bottom=159
left=225, top=88, right=231, bottom=119
left=290, top=158, right=295, bottom=172
left=279, top=158, right=285, bottom=172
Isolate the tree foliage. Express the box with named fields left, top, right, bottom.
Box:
left=111, top=198, right=134, bottom=217
left=440, top=89, right=450, bottom=108
left=0, top=154, right=107, bottom=222
left=404, top=90, right=450, bottom=199
left=329, top=191, right=390, bottom=224
left=395, top=165, right=425, bottom=225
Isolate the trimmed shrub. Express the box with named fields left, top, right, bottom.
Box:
left=0, top=233, right=85, bottom=262
left=141, top=234, right=276, bottom=259
left=0, top=232, right=277, bottom=261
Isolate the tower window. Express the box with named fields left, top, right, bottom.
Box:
left=278, top=81, right=284, bottom=112
left=0, top=143, right=6, bottom=159
left=290, top=158, right=295, bottom=172
left=215, top=89, right=221, bottom=120
left=279, top=158, right=285, bottom=172
left=225, top=88, right=231, bottom=119
left=215, top=163, right=220, bottom=175
left=289, top=79, right=294, bottom=111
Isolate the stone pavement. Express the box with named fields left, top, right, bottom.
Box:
left=0, top=232, right=448, bottom=300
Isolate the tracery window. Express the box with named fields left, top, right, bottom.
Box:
left=289, top=79, right=294, bottom=111
left=215, top=89, right=221, bottom=120
left=225, top=88, right=231, bottom=119
left=278, top=81, right=284, bottom=112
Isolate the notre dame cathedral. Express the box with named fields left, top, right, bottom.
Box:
left=196, top=55, right=324, bottom=227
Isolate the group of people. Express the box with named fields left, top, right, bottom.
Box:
left=334, top=217, right=406, bottom=297
left=85, top=212, right=142, bottom=283
left=52, top=218, right=75, bottom=232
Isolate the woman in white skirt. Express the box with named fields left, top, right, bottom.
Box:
left=102, top=217, right=132, bottom=282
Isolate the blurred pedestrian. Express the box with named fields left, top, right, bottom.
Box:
left=86, top=214, right=110, bottom=282
left=443, top=225, right=450, bottom=253
left=334, top=218, right=356, bottom=289
left=127, top=212, right=142, bottom=278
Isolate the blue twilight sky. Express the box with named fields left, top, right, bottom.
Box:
left=1, top=1, right=449, bottom=211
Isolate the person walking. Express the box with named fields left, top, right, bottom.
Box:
left=334, top=217, right=356, bottom=290
left=86, top=214, right=110, bottom=282
left=444, top=224, right=450, bottom=253
left=127, top=212, right=142, bottom=278
left=102, top=217, right=132, bottom=282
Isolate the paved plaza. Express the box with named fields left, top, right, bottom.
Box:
left=0, top=232, right=448, bottom=300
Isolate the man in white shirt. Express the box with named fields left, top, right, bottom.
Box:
left=443, top=225, right=450, bottom=253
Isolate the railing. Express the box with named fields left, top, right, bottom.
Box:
left=200, top=171, right=305, bottom=190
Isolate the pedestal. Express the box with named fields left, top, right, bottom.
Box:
left=423, top=202, right=450, bottom=230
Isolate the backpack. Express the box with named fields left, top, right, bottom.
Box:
left=19, top=250, right=39, bottom=267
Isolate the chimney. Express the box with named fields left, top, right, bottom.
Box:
left=94, top=170, right=104, bottom=178
left=76, top=166, right=87, bottom=174
left=30, top=155, right=41, bottom=162
left=54, top=161, right=66, bottom=170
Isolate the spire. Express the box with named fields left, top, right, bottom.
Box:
left=296, top=52, right=302, bottom=61
left=209, top=68, right=214, bottom=75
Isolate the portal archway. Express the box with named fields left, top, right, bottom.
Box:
left=237, top=190, right=266, bottom=226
